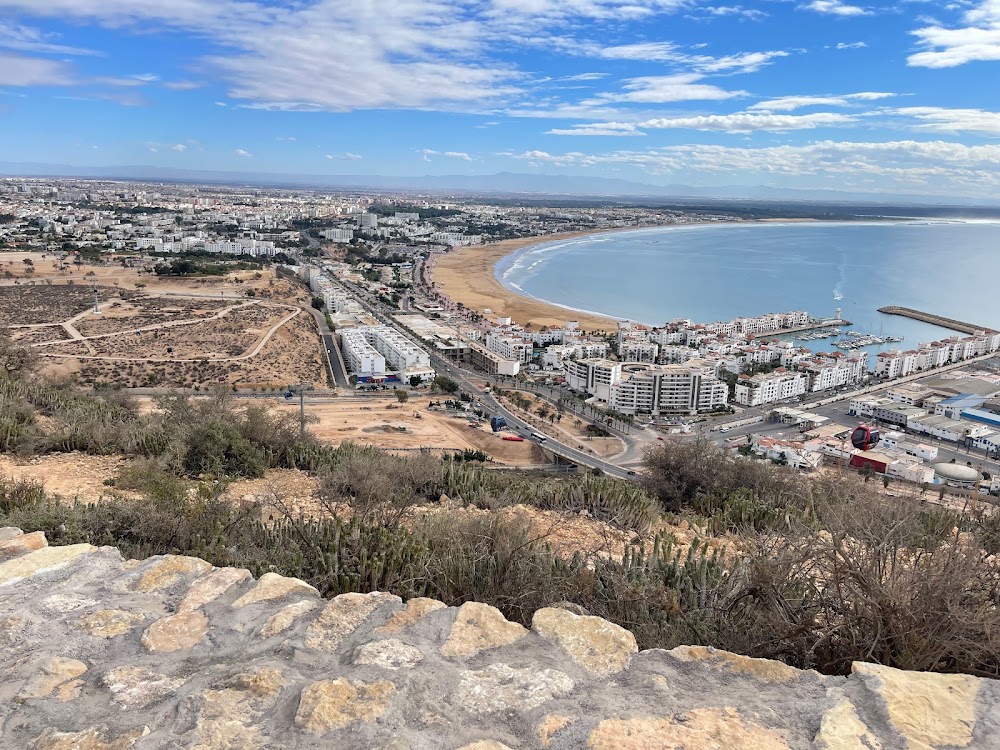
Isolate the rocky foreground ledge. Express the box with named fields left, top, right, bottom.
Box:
left=0, top=528, right=997, bottom=750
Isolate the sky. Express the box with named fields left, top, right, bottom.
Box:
left=1, top=0, right=1000, bottom=197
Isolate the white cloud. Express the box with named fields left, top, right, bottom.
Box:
left=163, top=80, right=202, bottom=90
left=836, top=41, right=867, bottom=49
left=559, top=72, right=608, bottom=81
left=639, top=111, right=857, bottom=132
left=0, top=22, right=96, bottom=55
left=171, top=143, right=187, bottom=151
left=420, top=149, right=473, bottom=160
left=749, top=91, right=893, bottom=111
left=699, top=6, right=767, bottom=20
left=588, top=74, right=745, bottom=104
left=803, top=0, right=873, bottom=16
left=276, top=136, right=296, bottom=141
left=234, top=148, right=252, bottom=157
left=909, top=1, right=1000, bottom=67
left=895, top=106, right=1000, bottom=135
left=596, top=43, right=788, bottom=73
left=547, top=123, right=645, bottom=136
left=508, top=140, right=1000, bottom=195
left=325, top=152, right=362, bottom=160
left=0, top=52, right=73, bottom=86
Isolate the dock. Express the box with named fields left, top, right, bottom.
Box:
left=877, top=306, right=991, bottom=335
left=778, top=319, right=852, bottom=336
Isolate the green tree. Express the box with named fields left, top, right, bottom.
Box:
left=394, top=389, right=409, bottom=404
left=433, top=375, right=459, bottom=394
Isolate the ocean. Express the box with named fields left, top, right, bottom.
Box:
left=495, top=221, right=1000, bottom=364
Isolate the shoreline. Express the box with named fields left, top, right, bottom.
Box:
left=430, top=220, right=821, bottom=331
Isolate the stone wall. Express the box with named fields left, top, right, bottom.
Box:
left=0, top=527, right=997, bottom=749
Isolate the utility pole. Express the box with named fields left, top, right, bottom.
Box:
left=92, top=281, right=100, bottom=314
left=285, top=383, right=314, bottom=438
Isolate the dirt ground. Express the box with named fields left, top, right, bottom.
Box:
left=0, top=453, right=131, bottom=503
left=269, top=395, right=548, bottom=465
left=500, top=390, right=625, bottom=459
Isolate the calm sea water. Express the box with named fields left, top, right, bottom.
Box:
left=495, top=221, right=1000, bottom=364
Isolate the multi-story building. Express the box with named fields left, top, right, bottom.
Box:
left=734, top=369, right=809, bottom=407
left=565, top=358, right=622, bottom=403
left=357, top=213, right=378, bottom=230
left=609, top=364, right=728, bottom=415
left=799, top=352, right=868, bottom=392
left=485, top=333, right=532, bottom=364
left=341, top=329, right=386, bottom=377
left=467, top=341, right=520, bottom=377
left=359, top=326, right=432, bottom=377
left=321, top=228, right=354, bottom=242
left=619, top=340, right=659, bottom=364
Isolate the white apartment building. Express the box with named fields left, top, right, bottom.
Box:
left=394, top=212, right=420, bottom=221
left=541, top=342, right=610, bottom=369
left=657, top=345, right=698, bottom=365
left=321, top=228, right=354, bottom=242
left=357, top=213, right=378, bottom=230
left=203, top=240, right=277, bottom=256
left=529, top=328, right=566, bottom=345
left=565, top=358, right=622, bottom=403
left=609, top=364, right=729, bottom=416
left=799, top=352, right=868, bottom=392
left=485, top=333, right=532, bottom=364
left=875, top=349, right=919, bottom=379
left=619, top=340, right=659, bottom=364
left=341, top=329, right=387, bottom=377
left=430, top=232, right=482, bottom=246
left=734, top=369, right=809, bottom=407
left=356, top=326, right=432, bottom=377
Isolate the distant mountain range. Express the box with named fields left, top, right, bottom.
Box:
left=1, top=161, right=998, bottom=207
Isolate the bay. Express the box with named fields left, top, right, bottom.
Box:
left=495, top=221, right=1000, bottom=365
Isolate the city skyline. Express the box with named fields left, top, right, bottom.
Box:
left=2, top=1, right=1000, bottom=197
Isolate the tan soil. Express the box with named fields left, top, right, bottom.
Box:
left=0, top=452, right=131, bottom=503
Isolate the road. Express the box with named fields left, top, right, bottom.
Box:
left=335, top=274, right=635, bottom=479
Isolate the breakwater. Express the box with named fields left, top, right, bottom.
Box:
left=877, top=306, right=991, bottom=335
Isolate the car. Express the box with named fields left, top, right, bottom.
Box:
left=626, top=470, right=636, bottom=476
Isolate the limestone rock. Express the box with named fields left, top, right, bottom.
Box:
left=0, top=526, right=22, bottom=543
left=353, top=639, right=424, bottom=670
left=814, top=698, right=882, bottom=750
left=0, top=543, right=96, bottom=587
left=456, top=663, right=574, bottom=715
left=101, top=666, right=186, bottom=708
left=231, top=571, right=317, bottom=608
left=178, top=567, right=251, bottom=612
left=259, top=599, right=318, bottom=639
left=377, top=597, right=446, bottom=634
left=532, top=607, right=637, bottom=676
left=0, top=529, right=47, bottom=561
left=441, top=602, right=527, bottom=659
left=538, top=714, right=575, bottom=747
left=17, top=656, right=88, bottom=703
left=135, top=555, right=212, bottom=593
left=294, top=678, right=396, bottom=734
left=670, top=645, right=803, bottom=683
left=457, top=743, right=514, bottom=750
left=304, top=592, right=400, bottom=652
left=31, top=725, right=149, bottom=750
left=80, top=610, right=144, bottom=639
left=41, top=593, right=99, bottom=613
left=852, top=662, right=979, bottom=750
left=587, top=707, right=791, bottom=750
left=140, top=610, right=209, bottom=653
left=188, top=668, right=287, bottom=750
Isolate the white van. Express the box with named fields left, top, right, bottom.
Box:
left=531, top=432, right=547, bottom=442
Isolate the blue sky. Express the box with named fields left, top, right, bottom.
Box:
left=1, top=0, right=1000, bottom=197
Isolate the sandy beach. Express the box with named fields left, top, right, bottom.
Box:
left=431, top=230, right=623, bottom=332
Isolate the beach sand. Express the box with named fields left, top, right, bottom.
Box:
left=431, top=230, right=621, bottom=332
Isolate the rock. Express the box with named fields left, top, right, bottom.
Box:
left=440, top=602, right=527, bottom=659
left=135, top=555, right=212, bottom=593
left=814, top=698, right=882, bottom=750
left=80, top=610, right=144, bottom=639
left=304, top=592, right=400, bottom=652
left=17, top=656, right=88, bottom=703
left=0, top=530, right=47, bottom=561
left=140, top=610, right=209, bottom=653
left=852, top=662, right=979, bottom=750
left=294, top=678, right=396, bottom=734
left=538, top=714, right=575, bottom=747
left=669, top=645, right=803, bottom=683
left=353, top=639, right=424, bottom=670
left=178, top=567, right=252, bottom=612
left=0, top=544, right=96, bottom=587
left=101, top=666, right=186, bottom=709
left=31, top=725, right=149, bottom=750
left=456, top=663, right=574, bottom=715
left=377, top=597, right=446, bottom=634
left=41, top=593, right=99, bottom=613
left=259, top=599, right=318, bottom=638
left=0, top=526, right=22, bottom=543
left=532, top=607, right=637, bottom=676
left=587, top=708, right=791, bottom=750
left=457, top=743, right=514, bottom=750
left=231, top=571, right=318, bottom=608
left=188, top=668, right=287, bottom=749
